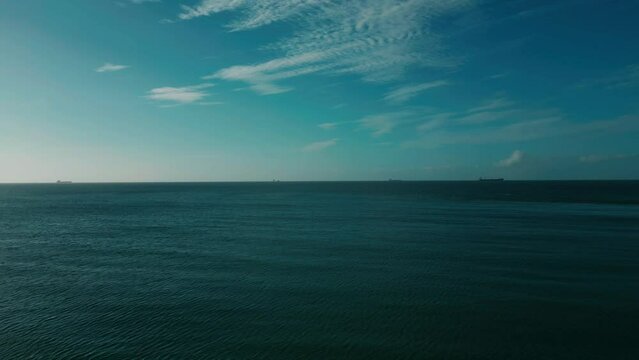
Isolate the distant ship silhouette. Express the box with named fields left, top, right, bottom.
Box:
left=56, top=180, right=72, bottom=184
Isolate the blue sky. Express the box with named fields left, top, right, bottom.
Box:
left=1, top=0, right=638, bottom=182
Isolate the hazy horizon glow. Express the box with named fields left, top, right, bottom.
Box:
left=1, top=0, right=638, bottom=182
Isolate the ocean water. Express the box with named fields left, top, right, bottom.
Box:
left=1, top=181, right=638, bottom=359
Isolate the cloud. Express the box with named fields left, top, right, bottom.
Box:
left=320, top=113, right=415, bottom=135
left=579, top=153, right=639, bottom=163
left=414, top=96, right=558, bottom=129
left=467, top=97, right=513, bottom=113
left=208, top=52, right=327, bottom=95
left=578, top=64, right=639, bottom=89
left=179, top=0, right=319, bottom=27
left=196, top=101, right=224, bottom=106
left=406, top=116, right=561, bottom=148
left=488, top=72, right=508, bottom=79
left=456, top=109, right=522, bottom=124
left=405, top=114, right=639, bottom=148
left=384, top=80, right=450, bottom=104
left=359, top=112, right=411, bottom=137
left=192, top=0, right=472, bottom=94
left=303, top=138, right=338, bottom=152
left=411, top=96, right=520, bottom=132
left=497, top=150, right=524, bottom=167
left=417, top=112, right=454, bottom=132
left=130, top=0, right=160, bottom=4
left=95, top=63, right=129, bottom=72
left=145, top=83, right=214, bottom=104
left=318, top=122, right=337, bottom=130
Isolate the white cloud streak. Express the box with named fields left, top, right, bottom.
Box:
left=359, top=112, right=412, bottom=137
left=96, top=63, right=129, bottom=72
left=303, top=138, right=338, bottom=152
left=192, top=0, right=472, bottom=94
left=413, top=96, right=556, bottom=132
left=579, top=153, right=639, bottom=163
left=497, top=150, right=524, bottom=167
left=209, top=52, right=328, bottom=95
left=467, top=97, right=513, bottom=113
left=405, top=114, right=639, bottom=148
left=578, top=64, right=639, bottom=89
left=145, top=83, right=214, bottom=104
left=488, top=72, right=508, bottom=79
left=456, top=109, right=522, bottom=124
left=384, top=80, right=450, bottom=104
left=417, top=113, right=454, bottom=132
left=318, top=122, right=337, bottom=130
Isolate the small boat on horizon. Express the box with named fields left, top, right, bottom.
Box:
left=479, top=177, right=504, bottom=182
left=56, top=180, right=73, bottom=184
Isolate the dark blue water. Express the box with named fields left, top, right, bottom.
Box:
left=1, top=181, right=638, bottom=359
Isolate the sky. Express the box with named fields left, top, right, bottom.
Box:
left=1, top=0, right=638, bottom=182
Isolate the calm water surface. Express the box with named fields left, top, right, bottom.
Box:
left=1, top=181, right=638, bottom=359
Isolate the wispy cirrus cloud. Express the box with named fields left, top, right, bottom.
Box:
left=577, top=63, right=639, bottom=89
left=319, top=111, right=416, bottom=136
left=96, top=63, right=129, bottom=73
left=456, top=109, right=523, bottom=124
left=318, top=122, right=338, bottom=130
left=412, top=96, right=562, bottom=134
left=417, top=112, right=454, bottom=132
left=191, top=0, right=472, bottom=94
left=579, top=153, right=639, bottom=163
left=145, top=83, right=214, bottom=105
left=130, top=0, right=161, bottom=4
left=208, top=52, right=329, bottom=95
left=303, top=138, right=338, bottom=152
left=497, top=150, right=524, bottom=167
left=467, top=97, right=513, bottom=113
left=359, top=112, right=413, bottom=137
left=179, top=0, right=322, bottom=28
left=488, top=72, right=508, bottom=80
left=384, top=80, right=450, bottom=104
left=414, top=96, right=519, bottom=132
left=402, top=97, right=639, bottom=149
left=406, top=114, right=639, bottom=148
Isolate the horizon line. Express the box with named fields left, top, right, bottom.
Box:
left=1, top=179, right=638, bottom=185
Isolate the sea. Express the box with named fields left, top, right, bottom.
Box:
left=1, top=181, right=638, bottom=359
